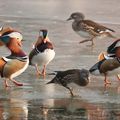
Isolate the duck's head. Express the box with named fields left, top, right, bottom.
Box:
left=0, top=26, right=23, bottom=46
left=0, top=31, right=23, bottom=46
left=67, top=12, right=85, bottom=21
left=39, top=29, right=48, bottom=39
left=79, top=69, right=90, bottom=86
left=7, top=31, right=23, bottom=42
left=39, top=29, right=50, bottom=43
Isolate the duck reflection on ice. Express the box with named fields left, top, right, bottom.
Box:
left=0, top=99, right=28, bottom=120
left=0, top=96, right=119, bottom=119
left=28, top=98, right=120, bottom=120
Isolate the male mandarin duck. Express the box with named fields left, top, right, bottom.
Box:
left=0, top=31, right=29, bottom=87
left=47, top=69, right=90, bottom=97
left=67, top=12, right=115, bottom=46
left=89, top=39, right=120, bottom=85
left=29, top=29, right=55, bottom=77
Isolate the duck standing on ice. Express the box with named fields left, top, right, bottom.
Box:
left=0, top=29, right=29, bottom=87
left=29, top=29, right=55, bottom=77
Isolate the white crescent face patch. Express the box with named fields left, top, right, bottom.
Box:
left=39, top=31, right=43, bottom=37
left=115, top=41, right=120, bottom=48
left=39, top=30, right=48, bottom=38
left=8, top=32, right=23, bottom=41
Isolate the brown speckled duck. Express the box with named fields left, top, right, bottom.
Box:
left=67, top=12, right=115, bottom=46
left=47, top=69, right=90, bottom=97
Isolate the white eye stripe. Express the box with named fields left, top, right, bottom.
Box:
left=39, top=31, right=43, bottom=37
left=5, top=32, right=23, bottom=41
left=115, top=41, right=120, bottom=48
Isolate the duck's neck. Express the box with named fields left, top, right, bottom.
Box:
left=10, top=49, right=26, bottom=57
left=35, top=36, right=50, bottom=47
left=72, top=20, right=82, bottom=31
left=6, top=39, right=27, bottom=57
left=35, top=37, right=43, bottom=47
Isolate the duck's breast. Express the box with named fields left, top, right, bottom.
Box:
left=76, top=31, right=92, bottom=38
left=31, top=49, right=55, bottom=66
left=3, top=57, right=29, bottom=79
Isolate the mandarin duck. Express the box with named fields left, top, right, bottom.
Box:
left=89, top=39, right=120, bottom=85
left=0, top=31, right=29, bottom=87
left=97, top=39, right=120, bottom=82
left=29, top=29, right=55, bottom=77
left=67, top=12, right=115, bottom=46
left=47, top=69, right=90, bottom=97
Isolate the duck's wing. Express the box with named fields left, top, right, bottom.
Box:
left=47, top=69, right=79, bottom=84
left=80, top=20, right=115, bottom=36
left=29, top=48, right=38, bottom=65
left=89, top=60, right=104, bottom=73
left=84, top=20, right=115, bottom=32
left=100, top=58, right=120, bottom=73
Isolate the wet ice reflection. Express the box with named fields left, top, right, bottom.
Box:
left=0, top=99, right=28, bottom=120
left=1, top=98, right=118, bottom=120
